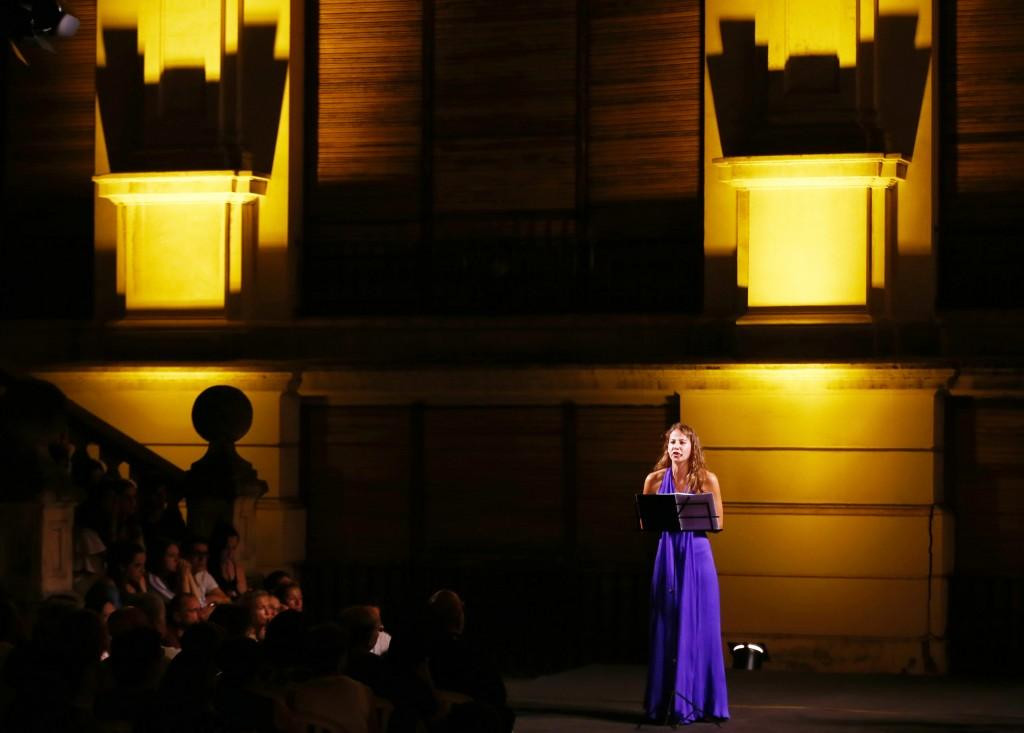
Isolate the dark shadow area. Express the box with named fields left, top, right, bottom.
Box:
left=939, top=193, right=1024, bottom=309
left=302, top=187, right=701, bottom=316
left=241, top=25, right=289, bottom=175
left=1, top=3, right=95, bottom=319
left=946, top=397, right=1024, bottom=676
left=707, top=16, right=929, bottom=157
left=875, top=16, right=932, bottom=157
left=96, top=25, right=286, bottom=173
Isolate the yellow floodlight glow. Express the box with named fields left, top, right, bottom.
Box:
left=748, top=187, right=866, bottom=307
left=714, top=154, right=907, bottom=314
left=766, top=0, right=858, bottom=71
left=126, top=202, right=225, bottom=310
left=95, top=172, right=267, bottom=313
left=136, top=0, right=226, bottom=84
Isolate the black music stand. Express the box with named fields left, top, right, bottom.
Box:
left=635, top=493, right=720, bottom=532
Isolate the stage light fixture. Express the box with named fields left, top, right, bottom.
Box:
left=4, top=1, right=79, bottom=63
left=729, top=642, right=769, bottom=670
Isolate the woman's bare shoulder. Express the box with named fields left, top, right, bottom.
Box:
left=703, top=470, right=720, bottom=490
left=643, top=469, right=667, bottom=492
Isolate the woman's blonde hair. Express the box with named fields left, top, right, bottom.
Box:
left=652, top=422, right=707, bottom=493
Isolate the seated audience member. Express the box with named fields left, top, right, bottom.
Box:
left=210, top=523, right=247, bottom=599
left=165, top=593, right=202, bottom=649
left=106, top=605, right=152, bottom=640
left=274, top=581, right=304, bottom=614
left=83, top=576, right=120, bottom=625
left=3, top=601, right=107, bottom=732
left=426, top=589, right=514, bottom=732
left=263, top=609, right=307, bottom=682
left=268, top=593, right=286, bottom=619
left=290, top=623, right=379, bottom=733
left=109, top=476, right=146, bottom=548
left=94, top=625, right=165, bottom=727
left=342, top=604, right=434, bottom=733
left=184, top=537, right=231, bottom=610
left=209, top=602, right=254, bottom=641
left=123, top=591, right=177, bottom=659
left=146, top=537, right=195, bottom=602
left=72, top=523, right=108, bottom=597
left=110, top=541, right=148, bottom=596
left=241, top=590, right=275, bottom=642
left=262, top=569, right=294, bottom=594
left=152, top=621, right=224, bottom=732
left=214, top=635, right=275, bottom=733
left=139, top=482, right=187, bottom=549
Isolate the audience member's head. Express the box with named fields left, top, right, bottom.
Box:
left=122, top=592, right=167, bottom=637
left=428, top=589, right=466, bottom=636
left=268, top=594, right=285, bottom=619
left=110, top=541, right=147, bottom=593
left=83, top=577, right=120, bottom=623
left=216, top=636, right=263, bottom=685
left=184, top=537, right=212, bottom=574
left=209, top=602, right=253, bottom=640
left=264, top=609, right=307, bottom=670
left=146, top=537, right=182, bottom=584
left=110, top=477, right=139, bottom=520
left=210, top=523, right=241, bottom=566
left=66, top=607, right=110, bottom=668
left=338, top=605, right=381, bottom=655
left=107, top=605, right=151, bottom=639
left=179, top=620, right=224, bottom=659
left=262, top=569, right=294, bottom=593
left=241, top=590, right=274, bottom=641
left=109, top=625, right=163, bottom=688
left=274, top=582, right=303, bottom=613
left=168, top=593, right=201, bottom=638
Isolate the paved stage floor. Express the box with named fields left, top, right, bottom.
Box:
left=507, top=665, right=1024, bottom=732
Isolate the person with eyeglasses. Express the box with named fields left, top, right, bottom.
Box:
left=183, top=537, right=230, bottom=613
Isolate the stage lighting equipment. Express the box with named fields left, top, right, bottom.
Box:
left=4, top=1, right=79, bottom=60
left=729, top=642, right=768, bottom=670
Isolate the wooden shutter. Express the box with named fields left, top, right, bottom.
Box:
left=939, top=0, right=1024, bottom=308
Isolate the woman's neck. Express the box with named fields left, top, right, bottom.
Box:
left=671, top=460, right=689, bottom=486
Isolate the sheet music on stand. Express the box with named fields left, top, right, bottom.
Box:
left=635, top=492, right=720, bottom=532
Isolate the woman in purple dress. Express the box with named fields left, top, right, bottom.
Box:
left=643, top=423, right=729, bottom=725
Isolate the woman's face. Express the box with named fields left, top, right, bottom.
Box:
left=223, top=535, right=239, bottom=559
left=127, top=552, right=146, bottom=583
left=163, top=544, right=180, bottom=574
left=285, top=585, right=303, bottom=612
left=667, top=429, right=692, bottom=464
left=253, top=596, right=274, bottom=627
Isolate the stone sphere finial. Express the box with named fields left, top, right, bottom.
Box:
left=191, top=385, right=253, bottom=444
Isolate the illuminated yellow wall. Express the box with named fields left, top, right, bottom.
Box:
left=125, top=203, right=225, bottom=310
left=747, top=187, right=867, bottom=307
left=678, top=366, right=952, bottom=673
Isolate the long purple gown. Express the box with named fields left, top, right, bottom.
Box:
left=644, top=469, right=729, bottom=724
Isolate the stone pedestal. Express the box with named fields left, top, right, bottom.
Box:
left=182, top=385, right=267, bottom=547
left=0, top=501, right=75, bottom=603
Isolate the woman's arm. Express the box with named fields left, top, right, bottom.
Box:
left=234, top=559, right=248, bottom=594
left=704, top=470, right=724, bottom=529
